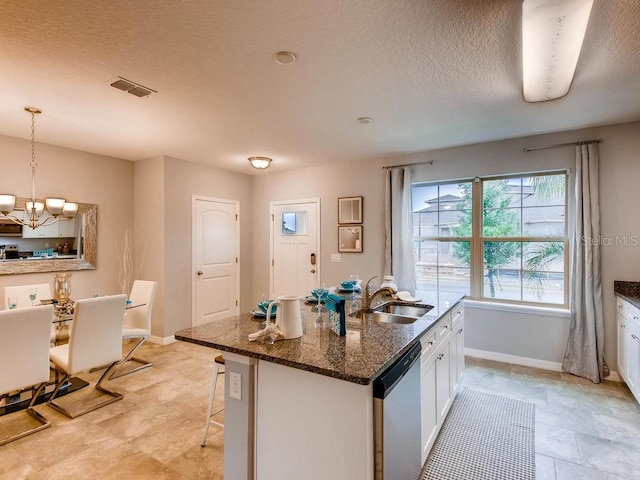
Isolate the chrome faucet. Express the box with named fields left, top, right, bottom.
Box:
left=362, top=276, right=397, bottom=310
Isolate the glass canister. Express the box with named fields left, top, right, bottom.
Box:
left=380, top=275, right=398, bottom=291
left=53, top=272, right=72, bottom=304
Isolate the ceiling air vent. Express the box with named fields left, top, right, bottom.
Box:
left=108, top=76, right=157, bottom=98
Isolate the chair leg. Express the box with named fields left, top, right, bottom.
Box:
left=47, top=362, right=123, bottom=419
left=201, top=362, right=224, bottom=447
left=0, top=382, right=51, bottom=446
left=108, top=336, right=152, bottom=380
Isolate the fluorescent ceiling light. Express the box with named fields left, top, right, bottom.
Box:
left=522, top=0, right=594, bottom=102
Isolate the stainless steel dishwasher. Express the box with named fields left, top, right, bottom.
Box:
left=373, top=341, right=422, bottom=480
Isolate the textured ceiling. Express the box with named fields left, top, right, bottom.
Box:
left=0, top=0, right=639, bottom=174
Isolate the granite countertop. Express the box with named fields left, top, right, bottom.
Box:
left=614, top=281, right=640, bottom=310
left=175, top=296, right=464, bottom=385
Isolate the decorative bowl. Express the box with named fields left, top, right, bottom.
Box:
left=258, top=300, right=277, bottom=314
left=340, top=280, right=357, bottom=289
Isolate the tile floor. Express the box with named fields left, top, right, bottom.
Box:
left=464, top=357, right=640, bottom=480
left=1, top=343, right=639, bottom=479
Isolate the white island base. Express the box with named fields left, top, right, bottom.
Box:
left=223, top=353, right=374, bottom=480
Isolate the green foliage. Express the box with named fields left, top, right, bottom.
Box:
left=452, top=180, right=520, bottom=297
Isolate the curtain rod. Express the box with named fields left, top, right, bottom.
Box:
left=382, top=159, right=434, bottom=170
left=523, top=138, right=602, bottom=152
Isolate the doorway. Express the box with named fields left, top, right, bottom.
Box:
left=270, top=198, right=320, bottom=298
left=192, top=196, right=239, bottom=327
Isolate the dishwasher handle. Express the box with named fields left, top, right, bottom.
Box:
left=372, top=342, right=421, bottom=399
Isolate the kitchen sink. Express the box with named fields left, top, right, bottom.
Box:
left=350, top=310, right=419, bottom=324
left=376, top=303, right=432, bottom=317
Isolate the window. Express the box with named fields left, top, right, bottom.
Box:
left=412, top=172, right=567, bottom=307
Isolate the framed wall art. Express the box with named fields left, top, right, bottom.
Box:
left=338, top=196, right=363, bottom=224
left=338, top=225, right=363, bottom=253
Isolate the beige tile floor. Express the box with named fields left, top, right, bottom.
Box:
left=2, top=343, right=639, bottom=479
left=464, top=357, right=640, bottom=480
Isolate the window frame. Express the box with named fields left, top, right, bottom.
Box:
left=413, top=170, right=569, bottom=308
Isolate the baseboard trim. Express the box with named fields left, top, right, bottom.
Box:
left=465, top=348, right=623, bottom=382
left=148, top=335, right=176, bottom=345
left=465, top=348, right=563, bottom=372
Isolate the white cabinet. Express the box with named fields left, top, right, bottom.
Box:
left=420, top=334, right=438, bottom=464
left=420, top=302, right=465, bottom=465
left=21, top=211, right=76, bottom=238
left=450, top=304, right=465, bottom=395
left=626, top=312, right=640, bottom=395
left=616, top=296, right=640, bottom=402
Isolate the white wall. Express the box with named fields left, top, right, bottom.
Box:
left=0, top=134, right=133, bottom=299
left=252, top=121, right=640, bottom=370
left=251, top=160, right=387, bottom=305
left=134, top=156, right=165, bottom=338
left=162, top=156, right=253, bottom=338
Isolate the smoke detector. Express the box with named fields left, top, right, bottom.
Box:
left=108, top=76, right=157, bottom=98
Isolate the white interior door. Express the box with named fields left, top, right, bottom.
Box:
left=193, top=196, right=239, bottom=327
left=271, top=199, right=320, bottom=298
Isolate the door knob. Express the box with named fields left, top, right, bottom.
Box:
left=197, top=271, right=203, bottom=276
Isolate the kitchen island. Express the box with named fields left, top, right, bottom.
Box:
left=175, top=296, right=464, bottom=479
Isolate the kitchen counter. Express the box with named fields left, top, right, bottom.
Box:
left=614, top=280, right=640, bottom=310
left=175, top=296, right=463, bottom=385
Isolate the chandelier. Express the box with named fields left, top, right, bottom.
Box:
left=0, top=107, right=78, bottom=229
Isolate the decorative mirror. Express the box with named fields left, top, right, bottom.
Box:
left=0, top=197, right=97, bottom=275
left=338, top=196, right=363, bottom=224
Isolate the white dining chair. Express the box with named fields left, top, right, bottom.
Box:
left=0, top=305, right=54, bottom=446
left=47, top=294, right=126, bottom=418
left=109, top=280, right=157, bottom=379
left=2, top=283, right=52, bottom=310
left=201, top=354, right=225, bottom=447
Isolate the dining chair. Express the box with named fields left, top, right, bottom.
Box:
left=2, top=283, right=52, bottom=310
left=47, top=294, right=126, bottom=418
left=0, top=305, right=54, bottom=446
left=201, top=354, right=225, bottom=447
left=109, top=280, right=157, bottom=380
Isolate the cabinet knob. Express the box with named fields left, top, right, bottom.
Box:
left=632, top=334, right=638, bottom=340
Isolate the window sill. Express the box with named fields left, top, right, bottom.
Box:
left=463, top=299, right=571, bottom=318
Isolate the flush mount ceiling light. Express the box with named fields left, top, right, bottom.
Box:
left=248, top=156, right=272, bottom=169
left=522, top=0, right=594, bottom=102
left=0, top=107, right=78, bottom=229
left=273, top=51, right=297, bottom=65
left=357, top=117, right=374, bottom=124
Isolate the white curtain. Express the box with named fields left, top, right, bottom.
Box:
left=562, top=143, right=606, bottom=383
left=384, top=167, right=416, bottom=292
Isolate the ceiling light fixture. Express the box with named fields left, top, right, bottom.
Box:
left=273, top=51, right=297, bottom=65
left=357, top=117, right=374, bottom=124
left=0, top=107, right=78, bottom=229
left=248, top=156, right=272, bottom=169
left=522, top=0, right=594, bottom=102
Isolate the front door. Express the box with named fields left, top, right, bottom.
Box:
left=193, top=196, right=239, bottom=327
left=271, top=199, right=320, bottom=298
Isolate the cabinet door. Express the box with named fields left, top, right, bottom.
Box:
left=21, top=211, right=58, bottom=238
left=626, top=319, right=639, bottom=396
left=617, top=313, right=627, bottom=381
left=436, top=340, right=452, bottom=425
left=57, top=217, right=76, bottom=237
left=455, top=321, right=465, bottom=388
left=420, top=354, right=438, bottom=465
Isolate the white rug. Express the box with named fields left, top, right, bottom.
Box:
left=420, top=387, right=535, bottom=480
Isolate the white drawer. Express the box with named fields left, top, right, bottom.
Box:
left=436, top=311, right=452, bottom=342
left=617, top=297, right=628, bottom=317
left=628, top=303, right=640, bottom=324
left=451, top=303, right=464, bottom=327
left=420, top=332, right=437, bottom=364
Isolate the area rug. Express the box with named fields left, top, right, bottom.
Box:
left=420, top=387, right=535, bottom=480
